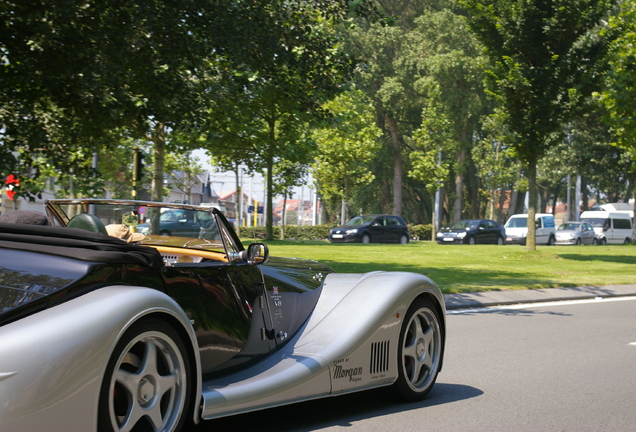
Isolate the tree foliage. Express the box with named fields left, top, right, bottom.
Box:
left=462, top=0, right=615, bottom=249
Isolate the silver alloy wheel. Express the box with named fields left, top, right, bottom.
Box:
left=468, top=236, right=476, bottom=245
left=362, top=234, right=371, bottom=243
left=400, top=234, right=409, bottom=244
left=392, top=299, right=442, bottom=401
left=104, top=325, right=188, bottom=432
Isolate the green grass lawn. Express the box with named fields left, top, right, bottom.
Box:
left=245, top=239, right=636, bottom=294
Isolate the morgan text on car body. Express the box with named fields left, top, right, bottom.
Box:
left=0, top=199, right=445, bottom=432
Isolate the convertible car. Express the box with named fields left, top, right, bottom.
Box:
left=0, top=199, right=446, bottom=432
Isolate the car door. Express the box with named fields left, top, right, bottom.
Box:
left=582, top=223, right=595, bottom=244
left=479, top=220, right=498, bottom=244
left=164, top=262, right=275, bottom=379
left=369, top=216, right=388, bottom=242
left=385, top=216, right=404, bottom=242
left=535, top=217, right=547, bottom=244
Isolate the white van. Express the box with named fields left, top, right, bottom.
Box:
left=504, top=213, right=556, bottom=245
left=579, top=210, right=632, bottom=244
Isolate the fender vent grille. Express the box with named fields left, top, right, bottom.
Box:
left=370, top=340, right=390, bottom=374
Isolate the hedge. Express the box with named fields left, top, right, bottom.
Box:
left=238, top=223, right=433, bottom=241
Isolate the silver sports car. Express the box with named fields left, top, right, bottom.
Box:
left=0, top=199, right=446, bottom=432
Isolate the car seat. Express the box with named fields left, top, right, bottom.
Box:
left=67, top=213, right=108, bottom=235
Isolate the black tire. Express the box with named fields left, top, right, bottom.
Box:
left=160, top=230, right=171, bottom=237
left=497, top=236, right=504, bottom=245
left=592, top=238, right=598, bottom=245
left=575, top=238, right=582, bottom=245
left=547, top=235, right=555, bottom=246
left=624, top=237, right=631, bottom=244
left=389, top=298, right=443, bottom=402
left=361, top=234, right=371, bottom=244
left=468, top=236, right=476, bottom=245
left=98, top=318, right=191, bottom=432
left=600, top=237, right=607, bottom=245
left=400, top=234, right=409, bottom=244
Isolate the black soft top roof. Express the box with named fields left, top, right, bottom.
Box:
left=0, top=223, right=163, bottom=269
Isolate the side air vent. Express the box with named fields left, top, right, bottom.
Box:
left=370, top=340, right=390, bottom=374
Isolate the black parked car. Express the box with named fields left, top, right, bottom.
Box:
left=436, top=219, right=506, bottom=245
left=328, top=214, right=410, bottom=244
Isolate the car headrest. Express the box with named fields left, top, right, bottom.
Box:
left=67, top=213, right=108, bottom=235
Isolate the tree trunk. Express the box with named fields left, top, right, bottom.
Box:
left=386, top=115, right=402, bottom=217
left=280, top=194, right=287, bottom=240
left=234, top=168, right=241, bottom=238
left=526, top=159, right=537, bottom=250
left=151, top=122, right=165, bottom=203
left=497, top=187, right=506, bottom=224
left=265, top=119, right=275, bottom=241
left=381, top=178, right=391, bottom=214
left=453, top=148, right=466, bottom=223
left=467, top=152, right=480, bottom=218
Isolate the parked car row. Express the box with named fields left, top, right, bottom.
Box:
left=435, top=211, right=633, bottom=246
left=326, top=209, right=633, bottom=246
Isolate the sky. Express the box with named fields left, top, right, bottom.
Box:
left=191, top=149, right=314, bottom=204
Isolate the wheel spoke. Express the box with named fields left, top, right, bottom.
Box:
left=403, top=311, right=439, bottom=387
left=102, top=323, right=189, bottom=432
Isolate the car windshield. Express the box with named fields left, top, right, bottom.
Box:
left=45, top=199, right=229, bottom=253
left=451, top=220, right=478, bottom=230
left=558, top=223, right=581, bottom=231
left=505, top=217, right=527, bottom=228
left=347, top=215, right=376, bottom=226
left=581, top=217, right=607, bottom=228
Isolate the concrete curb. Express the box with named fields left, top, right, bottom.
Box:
left=443, top=284, right=636, bottom=310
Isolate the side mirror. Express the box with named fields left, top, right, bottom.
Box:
left=245, top=243, right=269, bottom=265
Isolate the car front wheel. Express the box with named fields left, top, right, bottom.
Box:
left=400, top=234, right=409, bottom=244
left=98, top=318, right=191, bottom=432
left=468, top=236, right=476, bottom=245
left=361, top=234, right=371, bottom=243
left=547, top=235, right=555, bottom=246
left=389, top=298, right=443, bottom=402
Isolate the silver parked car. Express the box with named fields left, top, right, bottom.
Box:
left=555, top=221, right=597, bottom=245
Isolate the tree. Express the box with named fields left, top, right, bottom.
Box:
left=1, top=0, right=377, bottom=202
left=406, top=7, right=489, bottom=223
left=462, top=0, right=615, bottom=249
left=311, top=90, right=382, bottom=223
left=599, top=0, right=636, bottom=237
left=343, top=0, right=434, bottom=218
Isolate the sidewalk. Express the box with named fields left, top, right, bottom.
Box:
left=443, top=284, right=636, bottom=310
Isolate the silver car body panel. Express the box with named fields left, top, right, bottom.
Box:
left=0, top=286, right=201, bottom=432
left=0, top=265, right=443, bottom=429
left=200, top=271, right=444, bottom=419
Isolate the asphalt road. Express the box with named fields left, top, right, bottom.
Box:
left=191, top=293, right=636, bottom=432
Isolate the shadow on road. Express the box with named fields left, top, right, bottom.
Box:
left=192, top=383, right=482, bottom=431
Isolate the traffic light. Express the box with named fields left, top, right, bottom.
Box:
left=133, top=147, right=144, bottom=183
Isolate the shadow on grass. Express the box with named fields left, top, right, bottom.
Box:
left=557, top=253, right=636, bottom=264
left=318, top=260, right=563, bottom=293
